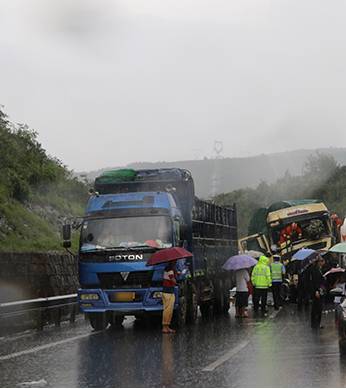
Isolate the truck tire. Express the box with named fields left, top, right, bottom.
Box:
left=222, top=278, right=231, bottom=314
left=173, top=295, right=187, bottom=328
left=200, top=302, right=213, bottom=319
left=340, top=339, right=346, bottom=356
left=89, top=313, right=108, bottom=331
left=109, top=315, right=125, bottom=328
left=214, top=280, right=228, bottom=315
left=186, top=284, right=198, bottom=324
left=222, top=288, right=230, bottom=314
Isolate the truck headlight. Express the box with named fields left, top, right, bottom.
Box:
left=152, top=292, right=162, bottom=299
left=80, top=293, right=99, bottom=300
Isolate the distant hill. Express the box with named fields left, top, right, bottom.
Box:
left=78, top=148, right=346, bottom=198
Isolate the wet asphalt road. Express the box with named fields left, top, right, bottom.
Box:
left=0, top=304, right=345, bottom=388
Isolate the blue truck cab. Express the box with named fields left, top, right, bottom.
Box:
left=66, top=168, right=238, bottom=330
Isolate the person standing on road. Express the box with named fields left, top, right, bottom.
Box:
left=235, top=268, right=250, bottom=318
left=251, top=255, right=272, bottom=315
left=162, top=262, right=177, bottom=334
left=310, top=255, right=326, bottom=330
left=270, top=255, right=285, bottom=310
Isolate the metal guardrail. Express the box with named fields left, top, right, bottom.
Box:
left=0, top=294, right=78, bottom=331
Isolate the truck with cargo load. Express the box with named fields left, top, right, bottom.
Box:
left=238, top=199, right=336, bottom=261
left=63, top=168, right=238, bottom=330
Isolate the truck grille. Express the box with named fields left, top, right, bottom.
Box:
left=98, top=271, right=153, bottom=289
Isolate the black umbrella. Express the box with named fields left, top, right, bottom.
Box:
left=300, top=251, right=322, bottom=273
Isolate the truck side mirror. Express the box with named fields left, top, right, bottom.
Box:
left=62, top=224, right=72, bottom=248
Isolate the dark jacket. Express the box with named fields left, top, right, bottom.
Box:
left=310, top=265, right=324, bottom=296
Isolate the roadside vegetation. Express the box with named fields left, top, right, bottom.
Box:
left=215, top=153, right=346, bottom=236
left=1, top=105, right=345, bottom=250
left=0, top=107, right=88, bottom=252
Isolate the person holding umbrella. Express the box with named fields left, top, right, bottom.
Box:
left=222, top=254, right=257, bottom=318
left=146, top=247, right=193, bottom=334
left=235, top=268, right=250, bottom=318
left=162, top=261, right=178, bottom=334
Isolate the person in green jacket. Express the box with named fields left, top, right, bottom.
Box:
left=251, top=255, right=272, bottom=315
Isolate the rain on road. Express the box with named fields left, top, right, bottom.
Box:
left=0, top=305, right=345, bottom=388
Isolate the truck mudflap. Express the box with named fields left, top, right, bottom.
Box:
left=78, top=287, right=179, bottom=313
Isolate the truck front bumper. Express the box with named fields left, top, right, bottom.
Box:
left=78, top=287, right=178, bottom=314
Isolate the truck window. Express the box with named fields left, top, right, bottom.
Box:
left=273, top=217, right=329, bottom=245
left=243, top=238, right=263, bottom=252
left=80, top=216, right=172, bottom=251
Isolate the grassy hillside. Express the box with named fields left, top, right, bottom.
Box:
left=79, top=148, right=346, bottom=198
left=1, top=105, right=345, bottom=250
left=214, top=153, right=346, bottom=236
left=0, top=108, right=88, bottom=252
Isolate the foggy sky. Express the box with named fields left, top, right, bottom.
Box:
left=0, top=0, right=346, bottom=171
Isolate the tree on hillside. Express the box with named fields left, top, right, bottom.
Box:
left=0, top=106, right=88, bottom=252
left=303, top=152, right=338, bottom=181
left=214, top=152, right=342, bottom=235
left=313, top=165, right=346, bottom=217
left=0, top=107, right=86, bottom=203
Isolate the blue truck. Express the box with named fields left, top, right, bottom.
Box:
left=63, top=168, right=238, bottom=330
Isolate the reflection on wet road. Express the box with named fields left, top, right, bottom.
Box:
left=0, top=306, right=345, bottom=387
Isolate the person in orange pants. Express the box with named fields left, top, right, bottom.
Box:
left=162, top=262, right=177, bottom=334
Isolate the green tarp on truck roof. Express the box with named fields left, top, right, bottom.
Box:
left=95, top=169, right=137, bottom=184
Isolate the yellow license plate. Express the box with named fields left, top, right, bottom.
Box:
left=112, top=292, right=135, bottom=302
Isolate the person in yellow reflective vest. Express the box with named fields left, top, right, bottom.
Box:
left=270, top=255, right=285, bottom=310
left=251, top=255, right=272, bottom=315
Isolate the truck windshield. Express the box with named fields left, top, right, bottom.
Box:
left=80, top=216, right=172, bottom=251
left=271, top=215, right=331, bottom=245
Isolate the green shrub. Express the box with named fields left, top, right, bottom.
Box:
left=0, top=107, right=88, bottom=252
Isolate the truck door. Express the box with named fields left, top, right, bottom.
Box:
left=238, top=233, right=271, bottom=255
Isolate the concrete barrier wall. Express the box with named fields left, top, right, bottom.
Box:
left=0, top=252, right=79, bottom=303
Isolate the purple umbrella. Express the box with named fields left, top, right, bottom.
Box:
left=223, top=254, right=258, bottom=271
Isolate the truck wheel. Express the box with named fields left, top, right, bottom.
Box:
left=222, top=288, right=230, bottom=314
left=200, top=302, right=213, bottom=319
left=214, top=280, right=227, bottom=315
left=109, top=315, right=125, bottom=328
left=340, top=339, right=346, bottom=355
left=173, top=295, right=187, bottom=327
left=89, top=313, right=108, bottom=331
left=186, top=285, right=198, bottom=324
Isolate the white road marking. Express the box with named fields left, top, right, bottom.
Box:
left=202, top=340, right=250, bottom=372
left=0, top=317, right=86, bottom=345
left=0, top=331, right=100, bottom=362
left=0, top=316, right=137, bottom=362
left=202, top=308, right=282, bottom=372
left=18, top=379, right=48, bottom=387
